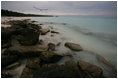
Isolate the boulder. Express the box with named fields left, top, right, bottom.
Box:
left=33, top=64, right=79, bottom=78
left=17, top=28, right=40, bottom=45
left=96, top=54, right=116, bottom=68
left=33, top=60, right=80, bottom=78
left=1, top=55, right=19, bottom=67
left=4, top=45, right=48, bottom=57
left=21, top=57, right=41, bottom=78
left=40, top=51, right=63, bottom=63
left=48, top=43, right=56, bottom=51
left=40, top=29, right=50, bottom=35
left=26, top=57, right=40, bottom=69
left=77, top=60, right=103, bottom=78
left=65, top=42, right=83, bottom=51
left=2, top=20, right=41, bottom=46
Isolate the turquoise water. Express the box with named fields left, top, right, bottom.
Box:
left=32, top=16, right=117, bottom=45
left=32, top=16, right=117, bottom=64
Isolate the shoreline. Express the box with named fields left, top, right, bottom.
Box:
left=1, top=17, right=117, bottom=78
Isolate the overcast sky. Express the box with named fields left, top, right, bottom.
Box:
left=1, top=1, right=117, bottom=17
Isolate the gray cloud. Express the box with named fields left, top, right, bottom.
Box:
left=1, top=1, right=117, bottom=17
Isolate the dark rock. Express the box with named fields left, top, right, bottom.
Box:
left=1, top=27, right=15, bottom=40
left=17, top=28, right=40, bottom=45
left=62, top=52, right=72, bottom=57
left=42, top=64, right=57, bottom=68
left=62, top=23, right=67, bottom=25
left=50, top=34, right=54, bottom=37
left=1, top=55, right=19, bottom=67
left=33, top=65, right=78, bottom=78
left=48, top=43, right=56, bottom=51
left=4, top=45, right=48, bottom=57
left=1, top=40, right=11, bottom=48
left=5, top=70, right=17, bottom=77
left=40, top=51, right=63, bottom=63
left=56, top=42, right=61, bottom=46
left=6, top=62, right=20, bottom=69
left=26, top=57, right=40, bottom=69
left=39, top=39, right=44, bottom=45
left=77, top=60, right=103, bottom=78
left=21, top=57, right=41, bottom=78
left=39, top=24, right=43, bottom=25
left=2, top=20, right=41, bottom=46
left=65, top=42, right=83, bottom=51
left=1, top=73, right=13, bottom=78
left=31, top=20, right=37, bottom=23
left=21, top=67, right=34, bottom=78
left=51, top=31, right=59, bottom=34
left=33, top=60, right=80, bottom=78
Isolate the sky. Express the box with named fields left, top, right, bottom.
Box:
left=1, top=1, right=117, bottom=17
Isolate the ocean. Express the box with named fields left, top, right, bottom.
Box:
left=31, top=16, right=117, bottom=77
left=31, top=16, right=117, bottom=62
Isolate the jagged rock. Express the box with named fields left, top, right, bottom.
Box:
left=1, top=55, right=19, bottom=67
left=48, top=43, right=56, bottom=51
left=4, top=45, right=48, bottom=57
left=77, top=60, right=103, bottom=78
left=65, top=42, right=83, bottom=51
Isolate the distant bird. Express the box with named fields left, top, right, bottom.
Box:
left=33, top=6, right=48, bottom=11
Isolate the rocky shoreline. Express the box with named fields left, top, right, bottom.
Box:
left=1, top=19, right=115, bottom=78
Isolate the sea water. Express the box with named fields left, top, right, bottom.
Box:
left=31, top=16, right=117, bottom=63
left=31, top=16, right=117, bottom=77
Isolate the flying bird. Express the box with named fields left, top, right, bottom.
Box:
left=33, top=6, right=48, bottom=11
